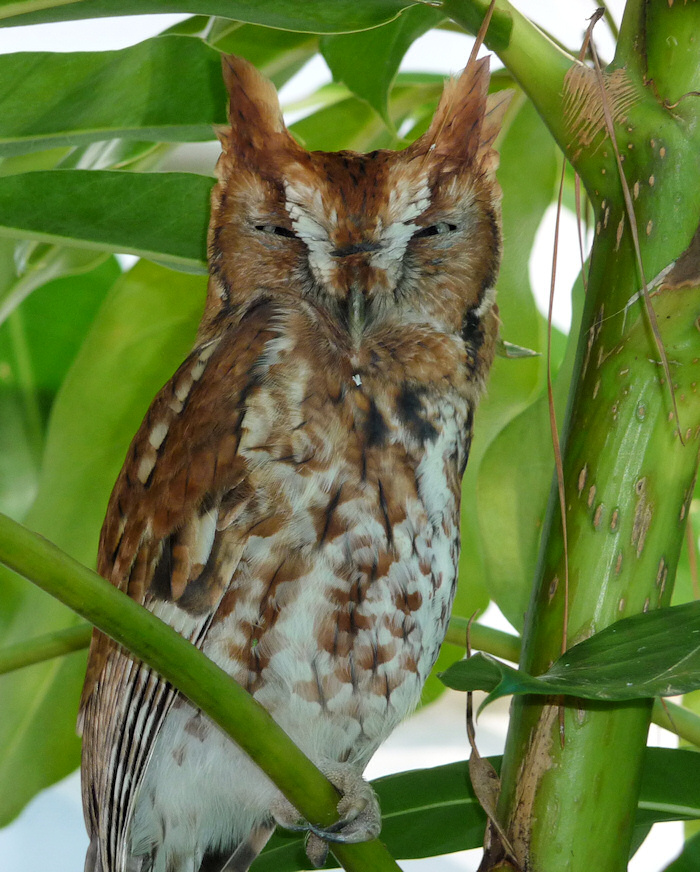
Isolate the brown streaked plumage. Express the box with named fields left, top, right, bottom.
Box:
left=80, top=52, right=509, bottom=872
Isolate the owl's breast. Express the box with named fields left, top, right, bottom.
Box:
left=202, top=317, right=471, bottom=762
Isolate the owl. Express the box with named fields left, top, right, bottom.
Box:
left=79, top=52, right=508, bottom=872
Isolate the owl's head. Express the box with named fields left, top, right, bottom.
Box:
left=206, top=53, right=509, bottom=355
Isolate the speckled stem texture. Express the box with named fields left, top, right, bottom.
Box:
left=487, top=1, right=700, bottom=869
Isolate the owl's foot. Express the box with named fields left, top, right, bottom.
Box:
left=271, top=766, right=381, bottom=868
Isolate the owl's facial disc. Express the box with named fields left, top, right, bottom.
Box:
left=281, top=171, right=439, bottom=307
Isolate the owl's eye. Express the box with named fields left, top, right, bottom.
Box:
left=255, top=224, right=297, bottom=239
left=413, top=222, right=458, bottom=239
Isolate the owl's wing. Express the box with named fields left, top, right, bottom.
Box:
left=79, top=302, right=278, bottom=872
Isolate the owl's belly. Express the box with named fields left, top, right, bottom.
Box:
left=205, top=487, right=460, bottom=765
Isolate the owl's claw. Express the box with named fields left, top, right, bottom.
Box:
left=271, top=765, right=381, bottom=867
left=303, top=794, right=381, bottom=869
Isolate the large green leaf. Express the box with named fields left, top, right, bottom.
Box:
left=441, top=601, right=700, bottom=704
left=0, top=0, right=415, bottom=32
left=0, top=260, right=205, bottom=824
left=0, top=36, right=227, bottom=157
left=0, top=237, right=117, bottom=516
left=0, top=170, right=212, bottom=271
left=0, top=28, right=320, bottom=158
left=449, top=97, right=559, bottom=638
left=320, top=5, right=444, bottom=125
left=473, top=94, right=582, bottom=629
left=254, top=747, right=700, bottom=869
left=189, top=20, right=318, bottom=88
left=290, top=92, right=387, bottom=152
left=290, top=79, right=446, bottom=153
left=0, top=251, right=119, bottom=398
left=475, top=308, right=574, bottom=630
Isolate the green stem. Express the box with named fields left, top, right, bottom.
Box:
left=614, top=0, right=646, bottom=78
left=486, top=4, right=700, bottom=863
left=0, top=512, right=400, bottom=872
left=0, top=623, right=91, bottom=675
left=7, top=308, right=43, bottom=462
left=446, top=616, right=520, bottom=662
left=653, top=700, right=700, bottom=749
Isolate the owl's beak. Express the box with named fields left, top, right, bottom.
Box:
left=330, top=240, right=382, bottom=258
left=346, top=283, right=367, bottom=342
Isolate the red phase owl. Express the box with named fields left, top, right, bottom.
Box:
left=80, top=53, right=508, bottom=872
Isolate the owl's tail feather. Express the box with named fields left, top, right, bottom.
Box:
left=217, top=824, right=276, bottom=872
left=84, top=837, right=102, bottom=872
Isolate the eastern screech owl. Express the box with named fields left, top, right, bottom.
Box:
left=79, top=53, right=508, bottom=872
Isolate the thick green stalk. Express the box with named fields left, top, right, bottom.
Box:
left=487, top=3, right=700, bottom=869
left=0, top=512, right=400, bottom=872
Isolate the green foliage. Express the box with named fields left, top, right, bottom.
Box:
left=441, top=601, right=700, bottom=704
left=0, top=0, right=411, bottom=32
left=256, top=748, right=700, bottom=868
left=664, top=831, right=700, bottom=872
left=320, top=5, right=444, bottom=126
left=0, top=170, right=212, bottom=271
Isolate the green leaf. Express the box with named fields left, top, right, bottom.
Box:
left=0, top=243, right=109, bottom=324
left=476, top=391, right=554, bottom=629
left=440, top=602, right=700, bottom=704
left=31, top=259, right=205, bottom=561
left=0, top=170, right=212, bottom=272
left=664, top=831, right=700, bottom=871
left=0, top=260, right=205, bottom=823
left=451, top=97, right=559, bottom=634
left=198, top=21, right=318, bottom=88
left=0, top=27, right=315, bottom=158
left=3, top=254, right=120, bottom=400
left=291, top=91, right=405, bottom=152
left=0, top=385, right=38, bottom=518
left=0, top=36, right=228, bottom=157
left=257, top=747, right=700, bottom=869
left=320, top=5, right=444, bottom=125
left=0, top=0, right=415, bottom=32
left=0, top=251, right=120, bottom=520
left=641, top=747, right=700, bottom=823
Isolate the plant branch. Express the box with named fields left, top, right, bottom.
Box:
left=446, top=616, right=520, bottom=662
left=0, top=623, right=91, bottom=675
left=0, top=512, right=400, bottom=872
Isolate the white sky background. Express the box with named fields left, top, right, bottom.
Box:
left=0, top=3, right=685, bottom=871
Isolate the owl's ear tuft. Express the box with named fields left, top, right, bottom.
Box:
left=414, top=56, right=511, bottom=170
left=221, top=54, right=290, bottom=154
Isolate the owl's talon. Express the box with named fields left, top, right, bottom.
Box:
left=307, top=816, right=373, bottom=843
left=271, top=766, right=381, bottom=866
